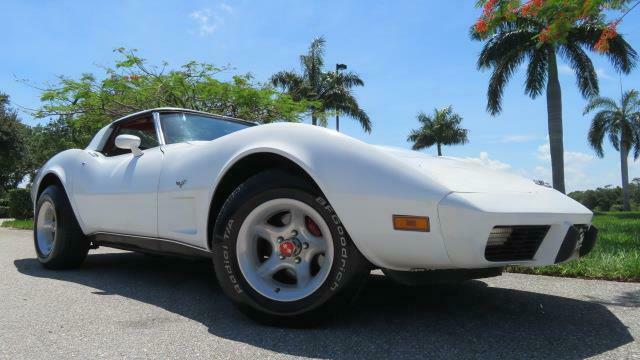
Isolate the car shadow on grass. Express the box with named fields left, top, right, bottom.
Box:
left=14, top=252, right=633, bottom=359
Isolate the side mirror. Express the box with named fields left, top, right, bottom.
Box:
left=115, top=134, right=143, bottom=157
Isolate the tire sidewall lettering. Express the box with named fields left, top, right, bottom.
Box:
left=222, top=225, right=243, bottom=295
left=315, top=197, right=349, bottom=293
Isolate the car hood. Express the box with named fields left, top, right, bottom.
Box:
left=374, top=145, right=544, bottom=194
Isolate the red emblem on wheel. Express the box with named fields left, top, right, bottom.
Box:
left=279, top=241, right=295, bottom=257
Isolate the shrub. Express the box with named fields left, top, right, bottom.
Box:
left=7, top=188, right=32, bottom=219
left=610, top=204, right=624, bottom=212
left=0, top=206, right=9, bottom=218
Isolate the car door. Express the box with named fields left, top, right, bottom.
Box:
left=73, top=114, right=164, bottom=237
left=156, top=112, right=251, bottom=248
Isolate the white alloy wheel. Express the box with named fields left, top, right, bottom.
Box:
left=36, top=201, right=57, bottom=257
left=236, top=198, right=334, bottom=302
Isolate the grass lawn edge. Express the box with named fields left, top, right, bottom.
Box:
left=1, top=219, right=33, bottom=230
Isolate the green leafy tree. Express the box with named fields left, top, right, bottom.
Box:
left=7, top=188, right=32, bottom=219
left=271, top=37, right=372, bottom=132
left=474, top=0, right=639, bottom=51
left=472, top=14, right=637, bottom=194
left=35, top=48, right=311, bottom=148
left=584, top=89, right=640, bottom=211
left=0, top=93, right=30, bottom=192
left=569, top=186, right=624, bottom=211
left=407, top=106, right=469, bottom=156
left=25, top=117, right=78, bottom=177
left=632, top=177, right=640, bottom=204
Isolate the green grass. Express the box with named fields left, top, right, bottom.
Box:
left=1, top=219, right=33, bottom=230
left=508, top=212, right=640, bottom=282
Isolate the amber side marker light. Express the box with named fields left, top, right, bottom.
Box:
left=393, top=215, right=430, bottom=232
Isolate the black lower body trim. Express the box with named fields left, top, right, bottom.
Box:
left=88, top=232, right=212, bottom=259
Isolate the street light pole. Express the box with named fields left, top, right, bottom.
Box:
left=335, top=63, right=347, bottom=132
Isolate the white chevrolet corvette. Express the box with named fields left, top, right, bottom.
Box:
left=32, top=108, right=597, bottom=325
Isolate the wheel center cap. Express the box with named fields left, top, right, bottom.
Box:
left=279, top=238, right=301, bottom=257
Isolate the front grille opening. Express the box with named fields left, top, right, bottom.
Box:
left=485, top=225, right=550, bottom=262
left=574, top=224, right=588, bottom=248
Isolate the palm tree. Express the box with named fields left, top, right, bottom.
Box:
left=271, top=37, right=372, bottom=132
left=407, top=106, right=469, bottom=156
left=473, top=18, right=637, bottom=193
left=584, top=90, right=640, bottom=211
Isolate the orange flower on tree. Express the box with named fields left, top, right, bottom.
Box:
left=475, top=18, right=489, bottom=33
left=538, top=27, right=551, bottom=42
left=482, top=0, right=498, bottom=17
left=595, top=22, right=619, bottom=53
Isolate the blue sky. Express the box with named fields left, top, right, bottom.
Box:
left=4, top=1, right=640, bottom=192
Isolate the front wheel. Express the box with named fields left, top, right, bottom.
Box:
left=34, top=185, right=89, bottom=269
left=212, top=170, right=370, bottom=326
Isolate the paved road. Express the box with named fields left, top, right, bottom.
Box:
left=1, top=227, right=638, bottom=359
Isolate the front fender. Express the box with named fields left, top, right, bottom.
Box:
left=210, top=124, right=453, bottom=270
left=32, top=149, right=88, bottom=234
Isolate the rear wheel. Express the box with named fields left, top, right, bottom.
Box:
left=34, top=185, right=89, bottom=269
left=212, top=170, right=370, bottom=326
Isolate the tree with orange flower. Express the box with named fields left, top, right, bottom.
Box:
left=472, top=0, right=638, bottom=193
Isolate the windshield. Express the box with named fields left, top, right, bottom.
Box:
left=160, top=112, right=252, bottom=144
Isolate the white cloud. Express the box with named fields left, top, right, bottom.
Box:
left=461, top=152, right=512, bottom=172
left=558, top=64, right=573, bottom=75
left=220, top=3, right=233, bottom=13
left=596, top=67, right=613, bottom=80
left=189, top=4, right=232, bottom=36
left=534, top=165, right=549, bottom=177
left=536, top=143, right=551, bottom=160
left=559, top=64, right=612, bottom=80
left=499, top=134, right=541, bottom=143
left=536, top=143, right=593, bottom=163
left=535, top=142, right=595, bottom=191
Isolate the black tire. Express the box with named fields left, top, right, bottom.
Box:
left=34, top=185, right=89, bottom=269
left=212, top=170, right=370, bottom=326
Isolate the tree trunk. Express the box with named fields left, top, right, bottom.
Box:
left=546, top=47, right=566, bottom=194
left=437, top=143, right=442, bottom=156
left=311, top=114, right=317, bottom=126
left=620, top=142, right=631, bottom=211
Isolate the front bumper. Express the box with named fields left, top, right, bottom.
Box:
left=437, top=191, right=594, bottom=268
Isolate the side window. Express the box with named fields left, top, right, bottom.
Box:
left=101, top=116, right=159, bottom=157
left=160, top=112, right=251, bottom=144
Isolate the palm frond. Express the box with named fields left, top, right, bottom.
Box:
left=583, top=96, right=618, bottom=115
left=587, top=110, right=610, bottom=157
left=329, top=93, right=372, bottom=133
left=470, top=16, right=542, bottom=41
left=271, top=71, right=300, bottom=85
left=609, top=130, right=620, bottom=152
left=416, top=112, right=433, bottom=126
left=524, top=48, right=548, bottom=98
left=487, top=51, right=526, bottom=115
left=477, top=30, right=536, bottom=69
left=335, top=72, right=365, bottom=88
left=300, top=37, right=326, bottom=89
left=604, top=33, right=638, bottom=74
left=567, top=24, right=637, bottom=74
left=559, top=43, right=599, bottom=99
left=622, top=90, right=640, bottom=113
